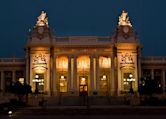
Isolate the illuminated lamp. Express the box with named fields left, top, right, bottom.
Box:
left=8, top=110, right=12, bottom=116
left=19, top=78, right=24, bottom=84
left=80, top=77, right=86, bottom=85
left=101, top=75, right=107, bottom=81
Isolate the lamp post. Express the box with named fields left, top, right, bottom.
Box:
left=127, top=74, right=135, bottom=94
left=35, top=74, right=39, bottom=94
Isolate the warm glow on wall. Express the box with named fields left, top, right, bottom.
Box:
left=77, top=56, right=90, bottom=72
left=56, top=56, right=68, bottom=71
left=33, top=64, right=47, bottom=74
left=32, top=53, right=47, bottom=74
left=99, top=56, right=111, bottom=68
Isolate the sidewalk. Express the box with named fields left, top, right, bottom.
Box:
left=13, top=105, right=166, bottom=116
left=24, top=105, right=166, bottom=109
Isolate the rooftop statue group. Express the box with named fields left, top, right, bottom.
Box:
left=118, top=10, right=132, bottom=27
left=36, top=11, right=48, bottom=27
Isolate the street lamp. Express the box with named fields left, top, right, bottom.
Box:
left=35, top=74, right=39, bottom=94
left=127, top=74, right=135, bottom=94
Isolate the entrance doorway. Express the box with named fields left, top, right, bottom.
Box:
left=79, top=76, right=88, bottom=96
left=33, top=73, right=44, bottom=94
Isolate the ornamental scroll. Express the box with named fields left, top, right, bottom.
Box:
left=120, top=53, right=134, bottom=65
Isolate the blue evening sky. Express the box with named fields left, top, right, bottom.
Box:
left=0, top=0, right=166, bottom=57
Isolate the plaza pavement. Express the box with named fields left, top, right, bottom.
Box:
left=11, top=105, right=166, bottom=116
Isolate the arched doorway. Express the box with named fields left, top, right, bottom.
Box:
left=77, top=56, right=90, bottom=96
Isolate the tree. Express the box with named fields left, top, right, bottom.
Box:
left=12, top=81, right=32, bottom=103
left=139, top=77, right=162, bottom=95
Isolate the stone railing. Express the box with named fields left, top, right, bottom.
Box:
left=0, top=58, right=25, bottom=65
left=142, top=56, right=166, bottom=64
left=55, top=36, right=112, bottom=45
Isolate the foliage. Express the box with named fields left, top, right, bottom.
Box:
left=11, top=81, right=32, bottom=101
left=139, top=77, right=162, bottom=95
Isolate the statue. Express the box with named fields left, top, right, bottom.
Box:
left=118, top=10, right=132, bottom=27
left=36, top=11, right=48, bottom=26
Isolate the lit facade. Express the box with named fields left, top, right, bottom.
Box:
left=0, top=11, right=166, bottom=96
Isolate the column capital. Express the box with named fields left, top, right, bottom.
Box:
left=89, top=55, right=94, bottom=59
left=72, top=55, right=78, bottom=59
left=94, top=55, right=100, bottom=59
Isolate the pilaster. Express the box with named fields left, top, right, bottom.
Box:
left=73, top=56, right=78, bottom=95
left=162, top=69, right=165, bottom=93
left=12, top=70, right=16, bottom=83
left=0, top=71, right=4, bottom=91
left=111, top=53, right=116, bottom=96
left=52, top=54, right=57, bottom=95
left=90, top=55, right=94, bottom=95
left=95, top=56, right=99, bottom=93
left=68, top=56, right=72, bottom=93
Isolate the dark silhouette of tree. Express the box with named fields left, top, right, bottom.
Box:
left=12, top=81, right=32, bottom=103
left=139, top=77, right=162, bottom=95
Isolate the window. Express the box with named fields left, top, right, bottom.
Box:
left=16, top=71, right=24, bottom=83
left=33, top=74, right=44, bottom=93
left=59, top=75, right=67, bottom=93
left=100, top=74, right=108, bottom=93
left=123, top=73, right=135, bottom=91
left=4, top=71, right=12, bottom=92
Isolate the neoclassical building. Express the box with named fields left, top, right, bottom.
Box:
left=0, top=11, right=166, bottom=96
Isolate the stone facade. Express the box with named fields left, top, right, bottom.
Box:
left=0, top=11, right=165, bottom=97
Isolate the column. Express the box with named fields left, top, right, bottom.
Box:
left=151, top=69, right=154, bottom=80
left=12, top=70, right=16, bottom=83
left=162, top=69, right=165, bottom=93
left=111, top=53, right=115, bottom=96
left=68, top=56, right=71, bottom=92
left=25, top=48, right=30, bottom=84
left=96, top=56, right=99, bottom=93
left=1, top=71, right=4, bottom=91
left=73, top=56, right=77, bottom=95
left=71, top=58, right=74, bottom=89
left=138, top=48, right=142, bottom=84
left=90, top=55, right=94, bottom=94
left=52, top=54, right=57, bottom=95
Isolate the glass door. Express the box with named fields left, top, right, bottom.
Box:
left=79, top=76, right=88, bottom=96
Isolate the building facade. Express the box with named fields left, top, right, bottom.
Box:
left=0, top=11, right=166, bottom=96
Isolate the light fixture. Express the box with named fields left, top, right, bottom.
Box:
left=80, top=77, right=86, bottom=85
left=60, top=75, right=65, bottom=80
left=129, top=74, right=133, bottom=78
left=8, top=110, right=12, bottom=115
left=101, top=75, right=107, bottom=81
left=35, top=74, right=39, bottom=79
left=60, top=75, right=64, bottom=79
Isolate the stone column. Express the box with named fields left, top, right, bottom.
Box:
left=52, top=54, right=57, bottom=95
left=0, top=71, right=4, bottom=91
left=138, top=48, right=142, bottom=84
left=111, top=53, right=115, bottom=96
left=25, top=48, right=30, bottom=84
left=151, top=69, right=154, bottom=80
left=96, top=56, right=99, bottom=93
left=73, top=56, right=77, bottom=95
left=162, top=69, right=165, bottom=93
left=68, top=56, right=71, bottom=92
left=12, top=70, right=16, bottom=83
left=90, top=56, right=94, bottom=95
left=49, top=51, right=53, bottom=95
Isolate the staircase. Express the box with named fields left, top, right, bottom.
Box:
left=28, top=96, right=127, bottom=106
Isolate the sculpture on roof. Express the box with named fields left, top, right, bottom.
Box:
left=118, top=10, right=132, bottom=27
left=36, top=11, right=48, bottom=27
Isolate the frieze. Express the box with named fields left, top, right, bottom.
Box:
left=120, top=53, right=134, bottom=65
left=32, top=53, right=47, bottom=65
